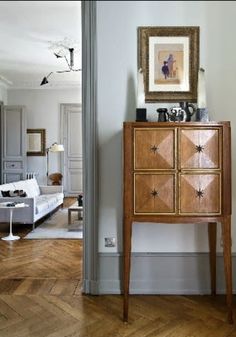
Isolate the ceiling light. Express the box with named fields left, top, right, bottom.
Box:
left=40, top=72, right=53, bottom=86
left=40, top=48, right=81, bottom=86
left=54, top=53, right=63, bottom=58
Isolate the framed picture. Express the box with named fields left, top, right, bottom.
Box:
left=138, top=26, right=199, bottom=102
left=27, top=129, right=46, bottom=156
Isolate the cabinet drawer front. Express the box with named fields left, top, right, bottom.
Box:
left=134, top=173, right=175, bottom=214
left=4, top=161, right=22, bottom=170
left=134, top=128, right=175, bottom=170
left=3, top=173, right=24, bottom=183
left=179, top=173, right=221, bottom=214
left=180, top=129, right=221, bottom=169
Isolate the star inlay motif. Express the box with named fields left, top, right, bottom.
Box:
left=150, top=145, right=159, bottom=153
left=151, top=189, right=159, bottom=198
left=196, top=188, right=204, bottom=198
left=195, top=144, right=204, bottom=153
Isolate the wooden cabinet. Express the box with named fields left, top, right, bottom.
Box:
left=123, top=122, right=232, bottom=323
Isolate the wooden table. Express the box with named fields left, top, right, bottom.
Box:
left=68, top=202, right=83, bottom=224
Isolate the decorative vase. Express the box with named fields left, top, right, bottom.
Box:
left=77, top=194, right=83, bottom=207
left=157, top=108, right=169, bottom=122
left=196, top=108, right=209, bottom=122
left=179, top=102, right=196, bottom=122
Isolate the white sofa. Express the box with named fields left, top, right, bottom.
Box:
left=0, top=178, right=64, bottom=228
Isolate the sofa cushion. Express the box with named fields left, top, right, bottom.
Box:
left=13, top=178, right=40, bottom=198
left=35, top=197, right=49, bottom=214
left=35, top=193, right=62, bottom=214
left=29, top=178, right=41, bottom=196
left=41, top=194, right=58, bottom=207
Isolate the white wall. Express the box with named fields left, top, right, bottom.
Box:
left=8, top=88, right=81, bottom=184
left=97, top=1, right=236, bottom=253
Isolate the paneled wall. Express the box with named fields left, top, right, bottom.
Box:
left=8, top=88, right=81, bottom=184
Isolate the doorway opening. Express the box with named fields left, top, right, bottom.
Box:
left=0, top=1, right=92, bottom=292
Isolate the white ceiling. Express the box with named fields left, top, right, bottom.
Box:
left=0, top=1, right=81, bottom=89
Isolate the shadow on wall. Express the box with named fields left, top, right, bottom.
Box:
left=119, top=72, right=136, bottom=288
left=99, top=130, right=123, bottom=247
left=124, top=72, right=136, bottom=122
left=120, top=71, right=136, bottom=251
left=98, top=72, right=136, bottom=288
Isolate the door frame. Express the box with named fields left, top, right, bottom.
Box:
left=82, top=1, right=98, bottom=294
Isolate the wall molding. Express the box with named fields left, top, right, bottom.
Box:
left=81, top=1, right=98, bottom=294
left=7, top=80, right=81, bottom=90
left=98, top=252, right=236, bottom=294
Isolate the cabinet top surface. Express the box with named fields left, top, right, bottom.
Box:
left=123, top=121, right=230, bottom=127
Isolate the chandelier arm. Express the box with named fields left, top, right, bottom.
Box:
left=56, top=70, right=71, bottom=73
left=64, top=56, right=72, bottom=70
left=69, top=48, right=74, bottom=68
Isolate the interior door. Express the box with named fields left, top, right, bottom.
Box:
left=60, top=103, right=82, bottom=196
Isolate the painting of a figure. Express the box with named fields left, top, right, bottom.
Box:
left=154, top=44, right=184, bottom=85
left=138, top=26, right=199, bottom=101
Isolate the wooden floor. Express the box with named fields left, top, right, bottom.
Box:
left=0, top=198, right=236, bottom=336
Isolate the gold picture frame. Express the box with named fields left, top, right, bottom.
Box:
left=27, top=129, right=46, bottom=156
left=138, top=26, right=199, bottom=102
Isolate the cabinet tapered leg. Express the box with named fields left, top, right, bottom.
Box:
left=221, top=216, right=233, bottom=324
left=123, top=217, right=132, bottom=322
left=208, top=222, right=217, bottom=295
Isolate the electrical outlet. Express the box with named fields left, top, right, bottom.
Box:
left=105, top=237, right=116, bottom=247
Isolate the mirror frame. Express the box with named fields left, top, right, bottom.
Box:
left=27, top=128, right=46, bottom=156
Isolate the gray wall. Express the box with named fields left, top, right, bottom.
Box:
left=97, top=1, right=236, bottom=256
left=8, top=88, right=81, bottom=184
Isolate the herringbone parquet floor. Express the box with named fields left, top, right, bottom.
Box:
left=0, top=199, right=236, bottom=336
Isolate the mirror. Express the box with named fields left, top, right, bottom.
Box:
left=27, top=129, right=46, bottom=156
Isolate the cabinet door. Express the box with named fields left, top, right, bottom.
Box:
left=134, top=173, right=175, bottom=214
left=179, top=173, right=221, bottom=214
left=134, top=128, right=175, bottom=170
left=179, top=128, right=221, bottom=169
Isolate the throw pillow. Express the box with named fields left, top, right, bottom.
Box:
left=1, top=190, right=11, bottom=197
left=1, top=190, right=27, bottom=197
left=15, top=190, right=27, bottom=197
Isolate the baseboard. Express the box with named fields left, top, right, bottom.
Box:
left=83, top=279, right=99, bottom=294
left=98, top=252, right=236, bottom=294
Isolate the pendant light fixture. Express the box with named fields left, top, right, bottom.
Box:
left=40, top=47, right=81, bottom=86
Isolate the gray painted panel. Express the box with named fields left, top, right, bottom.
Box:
left=68, top=169, right=83, bottom=193
left=1, top=106, right=26, bottom=183
left=5, top=109, right=22, bottom=157
left=69, top=160, right=82, bottom=169
left=4, top=173, right=23, bottom=183
left=98, top=252, right=234, bottom=294
left=4, top=161, right=23, bottom=169
left=68, top=111, right=82, bottom=157
left=60, top=103, right=82, bottom=196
